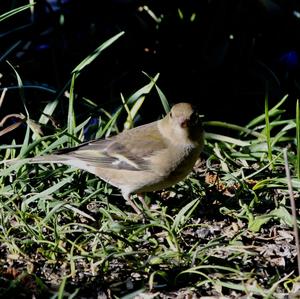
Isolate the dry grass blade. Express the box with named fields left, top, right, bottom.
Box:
left=0, top=121, right=23, bottom=137
left=283, top=148, right=300, bottom=276
left=0, top=87, right=7, bottom=108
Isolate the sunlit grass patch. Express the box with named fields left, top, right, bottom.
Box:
left=1, top=7, right=300, bottom=295
left=1, top=85, right=300, bottom=297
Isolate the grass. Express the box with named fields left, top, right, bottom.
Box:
left=1, top=6, right=300, bottom=298
left=1, top=75, right=300, bottom=298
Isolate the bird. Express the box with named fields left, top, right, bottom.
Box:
left=26, top=102, right=204, bottom=214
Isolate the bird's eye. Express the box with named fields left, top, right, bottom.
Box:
left=170, top=112, right=173, bottom=118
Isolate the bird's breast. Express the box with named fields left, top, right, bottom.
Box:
left=149, top=144, right=200, bottom=180
left=169, top=146, right=200, bottom=178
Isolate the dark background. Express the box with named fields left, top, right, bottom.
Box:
left=1, top=0, right=300, bottom=132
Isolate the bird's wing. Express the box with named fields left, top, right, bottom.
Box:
left=58, top=121, right=167, bottom=171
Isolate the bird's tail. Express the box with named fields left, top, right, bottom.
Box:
left=30, top=154, right=97, bottom=176
left=28, top=155, right=69, bottom=164
left=2, top=155, right=96, bottom=177
left=2, top=155, right=69, bottom=166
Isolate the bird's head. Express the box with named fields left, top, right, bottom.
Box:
left=162, top=102, right=204, bottom=144
left=169, top=103, right=201, bottom=128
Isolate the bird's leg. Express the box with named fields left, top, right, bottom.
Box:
left=137, top=193, right=150, bottom=210
left=124, top=193, right=142, bottom=215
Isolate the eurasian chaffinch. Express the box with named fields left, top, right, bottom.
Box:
left=29, top=102, right=204, bottom=214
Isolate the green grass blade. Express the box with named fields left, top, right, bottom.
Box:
left=205, top=132, right=250, bottom=146
left=20, top=126, right=31, bottom=158
left=0, top=40, right=22, bottom=63
left=21, top=176, right=74, bottom=211
left=264, top=87, right=273, bottom=168
left=155, top=84, right=170, bottom=113
left=38, top=118, right=91, bottom=155
left=6, top=61, right=29, bottom=118
left=68, top=73, right=76, bottom=145
left=98, top=107, right=122, bottom=138
left=142, top=71, right=170, bottom=113
left=39, top=99, right=59, bottom=125
left=0, top=160, right=28, bottom=177
left=6, top=61, right=32, bottom=157
left=72, top=31, right=125, bottom=75
left=252, top=177, right=300, bottom=190
left=122, top=93, right=145, bottom=130
left=204, top=121, right=262, bottom=138
left=57, top=276, right=67, bottom=299
left=246, top=94, right=288, bottom=128
left=126, top=73, right=160, bottom=105
left=172, top=198, right=200, bottom=232
left=0, top=3, right=34, bottom=22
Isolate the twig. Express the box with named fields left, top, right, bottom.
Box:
left=283, top=148, right=300, bottom=276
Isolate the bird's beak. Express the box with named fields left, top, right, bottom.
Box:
left=179, top=117, right=188, bottom=128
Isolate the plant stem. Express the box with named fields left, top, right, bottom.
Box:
left=264, top=84, right=273, bottom=169
left=283, top=148, right=300, bottom=276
